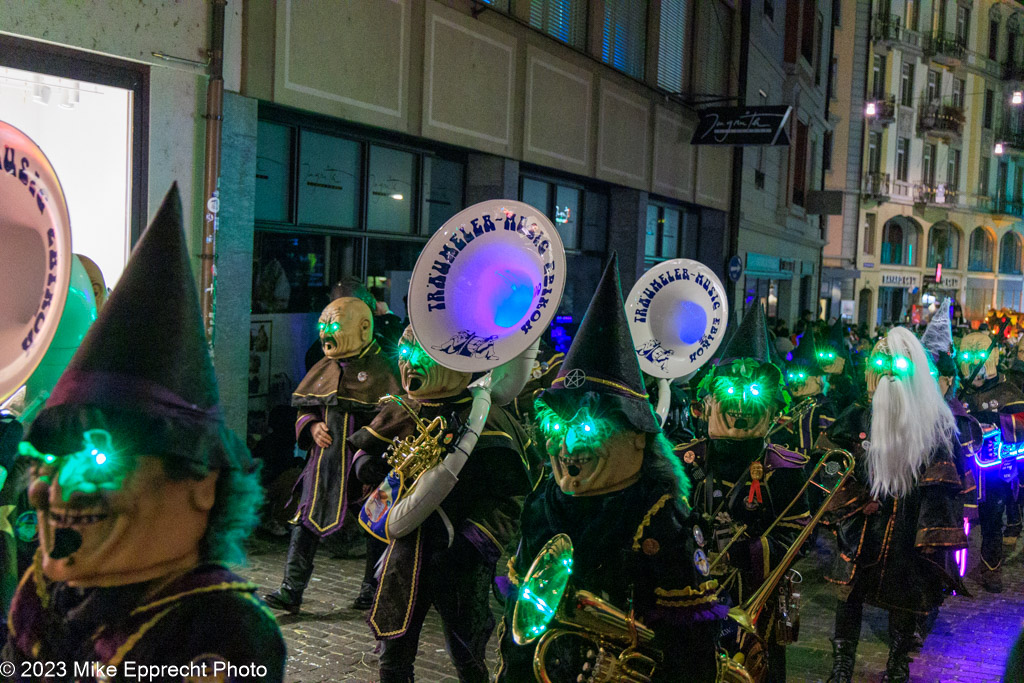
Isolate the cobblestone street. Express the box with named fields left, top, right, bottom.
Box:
left=242, top=525, right=1024, bottom=682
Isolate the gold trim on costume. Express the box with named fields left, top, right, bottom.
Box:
left=550, top=374, right=649, bottom=399
left=631, top=494, right=672, bottom=551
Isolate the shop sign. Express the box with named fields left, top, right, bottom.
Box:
left=940, top=276, right=961, bottom=289
left=863, top=262, right=874, bottom=268
left=880, top=273, right=919, bottom=287
left=692, top=106, right=792, bottom=146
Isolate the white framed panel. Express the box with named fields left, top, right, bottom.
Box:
left=596, top=78, right=650, bottom=189
left=524, top=46, right=592, bottom=173
left=652, top=105, right=696, bottom=202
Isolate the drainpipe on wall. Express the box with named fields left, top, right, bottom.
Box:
left=200, top=0, right=226, bottom=346
left=728, top=0, right=750, bottom=319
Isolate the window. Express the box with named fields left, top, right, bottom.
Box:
left=255, top=121, right=293, bottom=223
left=694, top=1, right=731, bottom=96
left=367, top=145, right=415, bottom=234
left=529, top=0, right=588, bottom=50
left=601, top=0, right=647, bottom=79
left=946, top=148, right=961, bottom=192
left=905, top=0, right=918, bottom=31
left=955, top=4, right=969, bottom=44
left=984, top=89, right=994, bottom=129
left=1011, top=31, right=1019, bottom=67
left=823, top=131, right=833, bottom=172
left=814, top=12, right=825, bottom=85
left=896, top=137, right=910, bottom=181
left=520, top=175, right=604, bottom=251
left=951, top=78, right=964, bottom=109
left=864, top=212, right=877, bottom=255
left=969, top=227, right=995, bottom=272
left=926, top=69, right=939, bottom=103
left=656, top=0, right=688, bottom=92
left=1001, top=232, right=1023, bottom=274
left=922, top=142, right=937, bottom=186
left=744, top=278, right=778, bottom=318
left=793, top=120, right=809, bottom=206
left=881, top=217, right=920, bottom=265
left=872, top=54, right=886, bottom=99
left=990, top=18, right=1000, bottom=60
left=764, top=0, right=774, bottom=22
left=297, top=130, right=361, bottom=228
left=252, top=232, right=330, bottom=314
left=801, top=0, right=815, bottom=64
left=926, top=222, right=961, bottom=268
left=980, top=155, right=991, bottom=197
left=867, top=131, right=882, bottom=174
left=421, top=156, right=464, bottom=234
left=645, top=202, right=698, bottom=265
left=900, top=62, right=914, bottom=107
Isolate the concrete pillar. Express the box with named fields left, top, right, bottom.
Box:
left=607, top=186, right=648, bottom=284
left=213, top=92, right=258, bottom=436
left=465, top=153, right=519, bottom=205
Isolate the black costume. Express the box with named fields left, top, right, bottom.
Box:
left=350, top=393, right=536, bottom=683
left=268, top=340, right=399, bottom=612
left=960, top=375, right=1024, bottom=581
left=5, top=564, right=285, bottom=682
left=820, top=401, right=965, bottom=682
left=495, top=255, right=722, bottom=683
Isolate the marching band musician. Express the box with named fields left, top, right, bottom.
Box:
left=495, top=255, right=723, bottom=683
left=676, top=302, right=810, bottom=683
left=818, top=321, right=860, bottom=412
left=956, top=330, right=1024, bottom=593
left=264, top=296, right=400, bottom=614
left=819, top=327, right=965, bottom=683
left=773, top=328, right=836, bottom=480
left=348, top=325, right=537, bottom=683
left=5, top=186, right=286, bottom=678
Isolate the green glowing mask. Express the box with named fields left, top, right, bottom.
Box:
left=867, top=352, right=913, bottom=377
left=512, top=533, right=574, bottom=645
left=317, top=321, right=341, bottom=336
left=19, top=429, right=133, bottom=500
left=816, top=349, right=837, bottom=363
left=786, top=369, right=808, bottom=384
left=397, top=341, right=434, bottom=370
left=536, top=406, right=613, bottom=455
left=957, top=349, right=989, bottom=364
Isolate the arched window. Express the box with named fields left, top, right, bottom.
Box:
left=1001, top=231, right=1023, bottom=274
left=881, top=217, right=921, bottom=265
left=926, top=222, right=961, bottom=269
left=969, top=228, right=995, bottom=271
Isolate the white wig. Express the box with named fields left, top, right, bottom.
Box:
left=868, top=326, right=956, bottom=498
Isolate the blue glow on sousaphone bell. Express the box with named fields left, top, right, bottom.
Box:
left=491, top=269, right=535, bottom=328
left=674, top=300, right=707, bottom=345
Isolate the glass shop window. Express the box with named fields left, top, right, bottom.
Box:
left=297, top=130, right=361, bottom=228
left=252, top=232, right=327, bottom=314
left=255, top=120, right=293, bottom=223
left=421, top=156, right=464, bottom=234
left=366, top=238, right=424, bottom=326
left=367, top=145, right=415, bottom=234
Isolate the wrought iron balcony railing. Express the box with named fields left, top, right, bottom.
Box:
left=918, top=100, right=965, bottom=137
left=924, top=32, right=967, bottom=64
left=863, top=172, right=890, bottom=199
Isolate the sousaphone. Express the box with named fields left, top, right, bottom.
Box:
left=625, top=258, right=729, bottom=424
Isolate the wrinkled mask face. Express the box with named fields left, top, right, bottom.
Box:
left=785, top=367, right=823, bottom=397
left=397, top=327, right=471, bottom=399
left=537, top=404, right=644, bottom=496
left=1017, top=342, right=1024, bottom=363
left=958, top=332, right=997, bottom=386
left=21, top=430, right=216, bottom=587
left=865, top=338, right=913, bottom=397
left=702, top=360, right=783, bottom=439
left=818, top=347, right=845, bottom=374
left=318, top=297, right=372, bottom=359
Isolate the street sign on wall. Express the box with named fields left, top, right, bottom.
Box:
left=728, top=255, right=743, bottom=282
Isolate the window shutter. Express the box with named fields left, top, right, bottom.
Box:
left=657, top=0, right=688, bottom=91
left=601, top=0, right=648, bottom=79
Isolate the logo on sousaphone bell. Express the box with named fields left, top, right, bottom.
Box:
left=433, top=330, right=500, bottom=360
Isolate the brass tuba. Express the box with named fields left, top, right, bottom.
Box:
left=512, top=534, right=660, bottom=683
left=715, top=448, right=855, bottom=682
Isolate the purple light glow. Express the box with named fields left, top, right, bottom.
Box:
left=448, top=241, right=542, bottom=337
left=956, top=517, right=970, bottom=577
left=674, top=300, right=707, bottom=345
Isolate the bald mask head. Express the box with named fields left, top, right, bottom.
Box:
left=319, top=297, right=373, bottom=359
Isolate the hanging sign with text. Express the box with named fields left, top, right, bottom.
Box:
left=691, top=106, right=792, bottom=146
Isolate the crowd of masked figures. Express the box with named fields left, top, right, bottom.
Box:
left=5, top=188, right=1024, bottom=683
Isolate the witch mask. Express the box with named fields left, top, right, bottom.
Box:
left=701, top=359, right=786, bottom=439
left=957, top=332, right=998, bottom=387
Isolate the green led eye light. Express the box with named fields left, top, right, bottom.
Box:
left=317, top=321, right=341, bottom=334
left=18, top=429, right=132, bottom=500
left=868, top=353, right=913, bottom=376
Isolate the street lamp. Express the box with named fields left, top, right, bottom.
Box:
left=865, top=101, right=877, bottom=117
left=1013, top=91, right=1023, bottom=105
left=996, top=142, right=1006, bottom=155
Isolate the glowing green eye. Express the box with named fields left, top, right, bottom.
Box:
left=582, top=422, right=593, bottom=432
left=799, top=372, right=806, bottom=379
left=328, top=322, right=341, bottom=334
left=317, top=322, right=326, bottom=333
left=44, top=454, right=56, bottom=464
left=874, top=358, right=885, bottom=366
left=749, top=384, right=760, bottom=396
left=726, top=386, right=735, bottom=394
left=552, top=423, right=561, bottom=432
left=893, top=357, right=909, bottom=371
left=399, top=345, right=411, bottom=358
left=961, top=352, right=970, bottom=361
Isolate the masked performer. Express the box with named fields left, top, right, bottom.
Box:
left=496, top=255, right=723, bottom=683
left=265, top=297, right=399, bottom=613
left=672, top=303, right=807, bottom=683
left=348, top=325, right=535, bottom=683
left=956, top=330, right=1024, bottom=592
left=819, top=321, right=859, bottom=411
left=4, top=186, right=285, bottom=678
left=775, top=329, right=836, bottom=454
left=820, top=327, right=965, bottom=683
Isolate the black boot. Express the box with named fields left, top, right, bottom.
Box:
left=378, top=669, right=414, bottom=683
left=827, top=637, right=857, bottom=683
left=980, top=564, right=1003, bottom=593
left=883, top=621, right=913, bottom=682
left=264, top=525, right=319, bottom=613
left=351, top=580, right=377, bottom=610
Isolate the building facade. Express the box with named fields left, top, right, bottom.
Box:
left=854, top=0, right=1024, bottom=331
left=736, top=0, right=833, bottom=327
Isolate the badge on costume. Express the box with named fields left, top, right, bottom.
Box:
left=642, top=538, right=660, bottom=556
left=694, top=548, right=710, bottom=576
left=358, top=371, right=368, bottom=382
left=693, top=524, right=705, bottom=547
left=682, top=450, right=695, bottom=464
left=746, top=461, right=764, bottom=509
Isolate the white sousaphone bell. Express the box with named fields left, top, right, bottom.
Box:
left=0, top=121, right=99, bottom=424
left=361, top=200, right=566, bottom=540
left=625, top=258, right=729, bottom=425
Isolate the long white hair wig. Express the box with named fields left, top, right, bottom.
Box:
left=867, top=326, right=956, bottom=498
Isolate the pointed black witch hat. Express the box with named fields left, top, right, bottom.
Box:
left=718, top=302, right=773, bottom=365
left=542, top=253, right=659, bottom=433
left=789, top=327, right=824, bottom=375
left=26, top=184, right=252, bottom=471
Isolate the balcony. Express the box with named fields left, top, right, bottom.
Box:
left=918, top=100, right=965, bottom=139
left=863, top=172, right=891, bottom=200
left=999, top=124, right=1024, bottom=154
left=924, top=32, right=967, bottom=67
left=984, top=196, right=1024, bottom=219
left=866, top=95, right=897, bottom=126
left=872, top=14, right=922, bottom=52
left=915, top=183, right=958, bottom=207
